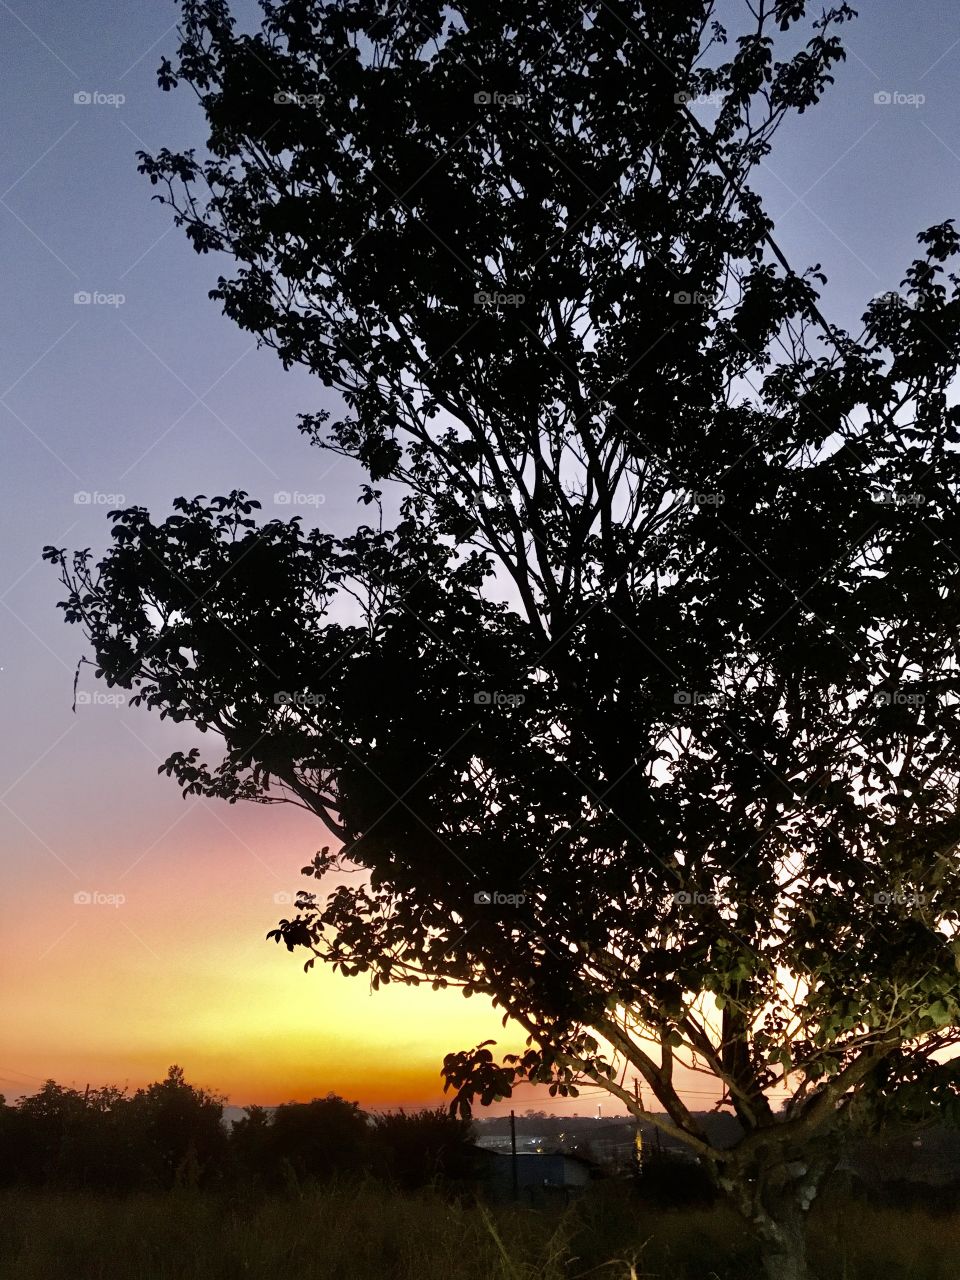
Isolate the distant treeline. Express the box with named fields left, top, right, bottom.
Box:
left=0, top=1066, right=477, bottom=1193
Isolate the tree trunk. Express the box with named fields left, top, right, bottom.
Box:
left=753, top=1192, right=810, bottom=1280
left=719, top=1158, right=820, bottom=1280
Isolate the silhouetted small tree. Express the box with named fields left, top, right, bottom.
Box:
left=370, top=1107, right=476, bottom=1190
left=6, top=1081, right=86, bottom=1186
left=54, top=1085, right=145, bottom=1191
left=231, top=1094, right=370, bottom=1189
left=227, top=1103, right=273, bottom=1191
left=128, top=1065, right=227, bottom=1189
left=0, top=1078, right=188, bottom=1191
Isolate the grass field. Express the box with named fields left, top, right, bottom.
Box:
left=0, top=1182, right=957, bottom=1279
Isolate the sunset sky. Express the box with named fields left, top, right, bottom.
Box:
left=3, top=0, right=960, bottom=1115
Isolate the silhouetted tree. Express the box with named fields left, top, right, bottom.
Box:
left=370, top=1107, right=477, bottom=1190
left=128, top=1065, right=227, bottom=1188
left=46, top=3, right=960, bottom=1277
left=53, top=1084, right=145, bottom=1191
left=0, top=1081, right=84, bottom=1186
left=227, top=1103, right=273, bottom=1190
left=255, top=1094, right=371, bottom=1188
left=0, top=1075, right=220, bottom=1191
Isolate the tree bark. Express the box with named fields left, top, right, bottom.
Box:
left=753, top=1192, right=810, bottom=1280
left=720, top=1157, right=822, bottom=1280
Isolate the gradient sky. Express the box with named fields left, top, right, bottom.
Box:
left=3, top=0, right=960, bottom=1114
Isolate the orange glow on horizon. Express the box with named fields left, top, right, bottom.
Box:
left=3, top=798, right=720, bottom=1116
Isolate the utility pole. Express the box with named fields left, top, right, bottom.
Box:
left=509, top=1109, right=518, bottom=1202
left=633, top=1077, right=643, bottom=1174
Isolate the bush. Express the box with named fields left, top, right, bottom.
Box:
left=370, top=1107, right=476, bottom=1190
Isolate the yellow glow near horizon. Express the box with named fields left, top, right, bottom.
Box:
left=3, top=806, right=721, bottom=1115
left=3, top=890, right=527, bottom=1106
left=0, top=794, right=530, bottom=1107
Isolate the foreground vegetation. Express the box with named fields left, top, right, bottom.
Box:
left=0, top=1182, right=957, bottom=1280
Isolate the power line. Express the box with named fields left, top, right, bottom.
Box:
left=0, top=1066, right=49, bottom=1085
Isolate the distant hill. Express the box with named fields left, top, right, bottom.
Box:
left=221, top=1105, right=275, bottom=1128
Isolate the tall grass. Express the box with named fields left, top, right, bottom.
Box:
left=0, top=1182, right=956, bottom=1279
